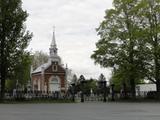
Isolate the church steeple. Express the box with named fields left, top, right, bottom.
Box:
left=49, top=27, right=61, bottom=65
left=50, top=27, right=58, bottom=56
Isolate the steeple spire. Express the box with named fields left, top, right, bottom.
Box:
left=50, top=27, right=58, bottom=56
left=51, top=26, right=56, bottom=48
left=49, top=27, right=61, bottom=65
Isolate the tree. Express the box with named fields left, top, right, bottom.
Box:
left=71, top=74, right=78, bottom=84
left=135, top=0, right=160, bottom=93
left=83, top=79, right=97, bottom=94
left=6, top=52, right=32, bottom=91
left=98, top=74, right=106, bottom=82
left=79, top=75, right=86, bottom=82
left=88, top=78, right=97, bottom=93
left=91, top=0, right=146, bottom=97
left=31, top=51, right=48, bottom=70
left=0, top=0, right=32, bottom=99
left=110, top=67, right=144, bottom=92
left=78, top=75, right=86, bottom=92
left=78, top=76, right=97, bottom=94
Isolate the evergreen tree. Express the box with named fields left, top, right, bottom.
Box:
left=98, top=74, right=106, bottom=82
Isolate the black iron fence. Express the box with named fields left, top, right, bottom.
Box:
left=3, top=90, right=160, bottom=102
left=75, top=91, right=160, bottom=102
left=4, top=90, right=73, bottom=101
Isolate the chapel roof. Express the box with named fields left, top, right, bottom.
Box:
left=32, top=62, right=50, bottom=74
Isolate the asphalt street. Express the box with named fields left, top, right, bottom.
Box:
left=0, top=102, right=160, bottom=120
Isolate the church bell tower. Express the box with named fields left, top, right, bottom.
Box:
left=49, top=28, right=61, bottom=65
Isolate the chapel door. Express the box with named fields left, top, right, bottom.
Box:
left=49, top=77, right=60, bottom=92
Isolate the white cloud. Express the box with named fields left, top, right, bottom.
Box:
left=22, top=0, right=113, bottom=80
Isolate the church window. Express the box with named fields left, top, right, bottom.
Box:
left=51, top=78, right=59, bottom=83
left=52, top=65, right=57, bottom=71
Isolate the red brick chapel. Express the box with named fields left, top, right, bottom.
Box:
left=31, top=30, right=68, bottom=93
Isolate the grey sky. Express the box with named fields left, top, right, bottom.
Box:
left=22, top=0, right=113, bottom=80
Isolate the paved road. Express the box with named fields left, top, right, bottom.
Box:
left=0, top=102, right=160, bottom=120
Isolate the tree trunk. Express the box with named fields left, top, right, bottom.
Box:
left=154, top=44, right=160, bottom=98
left=0, top=44, right=6, bottom=100
left=156, top=80, right=160, bottom=92
left=130, top=78, right=135, bottom=98
left=0, top=1, right=6, bottom=100
left=156, top=79, right=160, bottom=99
left=123, top=83, right=127, bottom=98
left=0, top=38, right=6, bottom=100
left=0, top=73, right=6, bottom=100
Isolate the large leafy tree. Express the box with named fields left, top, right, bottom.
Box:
left=138, top=0, right=160, bottom=92
left=6, top=52, right=32, bottom=91
left=110, top=67, right=144, bottom=92
left=0, top=0, right=32, bottom=99
left=91, top=0, right=146, bottom=97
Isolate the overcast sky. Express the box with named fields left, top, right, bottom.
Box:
left=22, top=0, right=113, bottom=80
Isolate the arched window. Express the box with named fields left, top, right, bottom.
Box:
left=49, top=76, right=60, bottom=92
left=50, top=78, right=59, bottom=84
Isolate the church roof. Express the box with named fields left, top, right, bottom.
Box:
left=32, top=62, right=51, bottom=74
